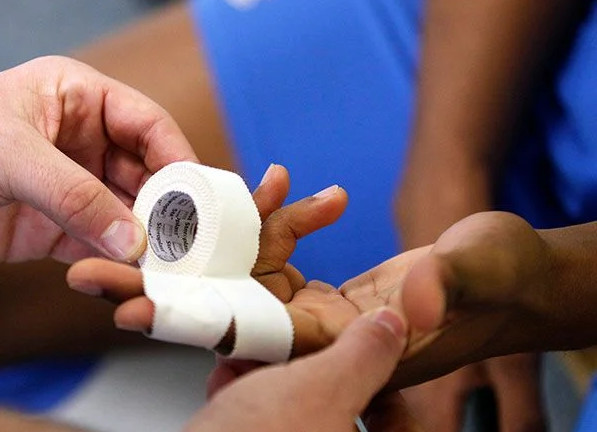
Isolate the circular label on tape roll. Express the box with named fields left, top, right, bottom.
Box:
left=147, top=191, right=198, bottom=262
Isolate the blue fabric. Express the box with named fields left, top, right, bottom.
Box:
left=499, top=3, right=597, bottom=228
left=547, top=3, right=597, bottom=224
left=193, top=0, right=423, bottom=286
left=575, top=375, right=597, bottom=432
left=0, top=356, right=97, bottom=412
left=193, top=0, right=597, bottom=264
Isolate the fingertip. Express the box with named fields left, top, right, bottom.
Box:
left=317, top=307, right=408, bottom=413
left=66, top=258, right=87, bottom=284
left=256, top=163, right=290, bottom=191
left=114, top=297, right=155, bottom=333
left=334, top=186, right=349, bottom=208
left=258, top=163, right=289, bottom=187
left=402, top=256, right=449, bottom=332
left=67, top=258, right=104, bottom=296
left=270, top=164, right=290, bottom=198
left=286, top=305, right=333, bottom=357
left=312, top=184, right=348, bottom=202
left=310, top=184, right=348, bottom=224
left=100, top=218, right=147, bottom=262
left=366, top=307, right=408, bottom=343
left=334, top=307, right=409, bottom=365
left=253, top=163, right=290, bottom=221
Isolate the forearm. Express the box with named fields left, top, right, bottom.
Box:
left=0, top=410, right=87, bottom=432
left=398, top=0, right=585, bottom=248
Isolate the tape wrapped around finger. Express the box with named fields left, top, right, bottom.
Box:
left=132, top=162, right=294, bottom=362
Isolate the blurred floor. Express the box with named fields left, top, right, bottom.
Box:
left=47, top=350, right=582, bottom=432
left=50, top=346, right=214, bottom=432
left=0, top=1, right=585, bottom=431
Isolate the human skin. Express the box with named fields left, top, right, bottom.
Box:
left=74, top=208, right=597, bottom=395
left=0, top=55, right=197, bottom=263
left=63, top=2, right=587, bottom=430
left=186, top=308, right=420, bottom=432
left=0, top=53, right=199, bottom=365
left=0, top=55, right=197, bottom=429
left=68, top=164, right=353, bottom=356
left=2, top=0, right=592, bottom=427
left=0, top=1, right=228, bottom=366
left=396, top=0, right=589, bottom=430
left=0, top=56, right=358, bottom=432
left=396, top=213, right=597, bottom=379
left=69, top=7, right=590, bottom=431
left=2, top=307, right=420, bottom=432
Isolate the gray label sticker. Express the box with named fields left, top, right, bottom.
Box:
left=148, top=191, right=198, bottom=262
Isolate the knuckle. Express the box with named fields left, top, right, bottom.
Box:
left=136, top=112, right=171, bottom=157
left=29, top=55, right=70, bottom=70
left=61, top=79, right=96, bottom=120
left=55, top=177, right=108, bottom=233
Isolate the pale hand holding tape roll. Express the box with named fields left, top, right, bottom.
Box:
left=132, top=162, right=294, bottom=362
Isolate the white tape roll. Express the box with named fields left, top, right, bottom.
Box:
left=133, top=162, right=294, bottom=362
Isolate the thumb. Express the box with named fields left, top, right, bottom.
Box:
left=14, top=140, right=145, bottom=261
left=304, top=307, right=408, bottom=415
left=402, top=255, right=451, bottom=333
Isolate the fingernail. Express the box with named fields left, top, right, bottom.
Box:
left=313, top=184, right=339, bottom=199
left=367, top=307, right=406, bottom=340
left=70, top=283, right=102, bottom=297
left=259, top=163, right=277, bottom=186
left=100, top=219, right=146, bottom=262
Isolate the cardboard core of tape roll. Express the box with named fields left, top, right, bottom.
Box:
left=147, top=191, right=198, bottom=262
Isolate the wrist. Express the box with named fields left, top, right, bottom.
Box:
left=535, top=223, right=597, bottom=350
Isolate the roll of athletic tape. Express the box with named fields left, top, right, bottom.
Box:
left=132, top=162, right=294, bottom=362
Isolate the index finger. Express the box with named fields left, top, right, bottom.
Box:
left=99, top=72, right=199, bottom=171
left=67, top=258, right=143, bottom=302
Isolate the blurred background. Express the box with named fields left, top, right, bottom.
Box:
left=0, top=0, right=169, bottom=70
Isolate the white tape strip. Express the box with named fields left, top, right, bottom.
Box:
left=133, top=162, right=294, bottom=362
left=142, top=271, right=232, bottom=350
left=206, top=277, right=293, bottom=361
